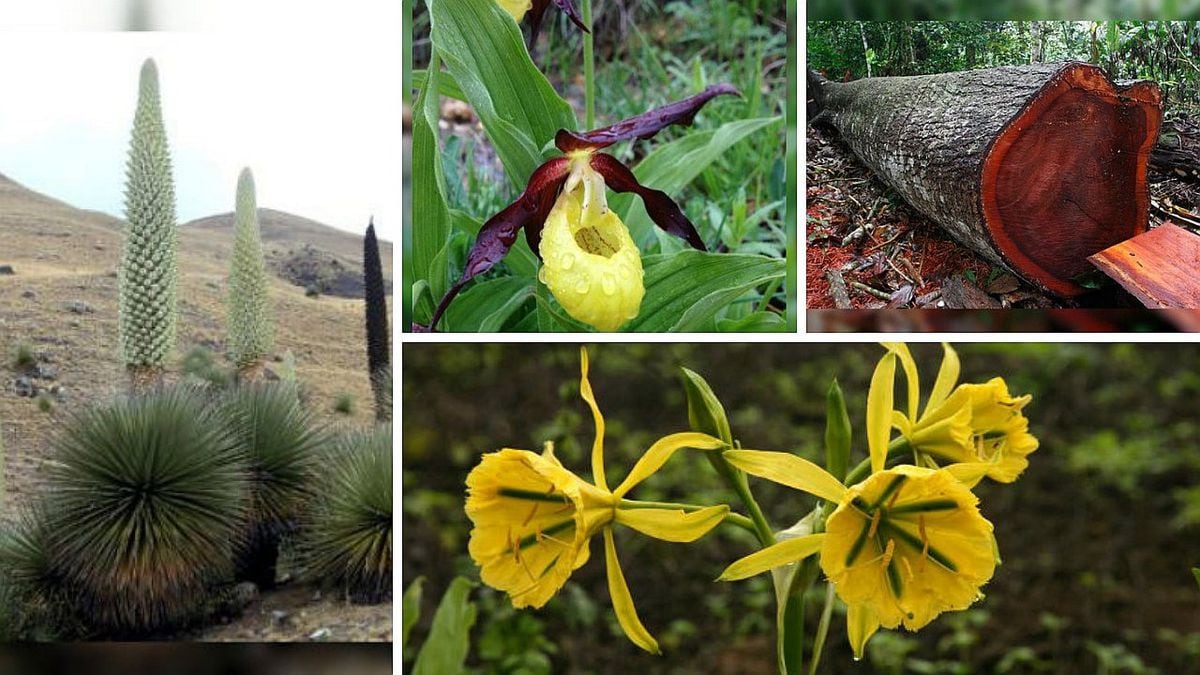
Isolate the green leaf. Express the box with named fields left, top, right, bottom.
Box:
left=441, top=277, right=535, bottom=332
left=413, top=68, right=466, bottom=102
left=611, top=116, right=782, bottom=247
left=1193, top=567, right=1200, bottom=591
left=401, top=577, right=425, bottom=649
left=825, top=380, right=852, bottom=483
left=624, top=251, right=785, bottom=332
left=412, top=55, right=453, bottom=324
left=412, top=577, right=477, bottom=675
left=428, top=0, right=575, bottom=189
left=680, top=368, right=733, bottom=446
left=717, top=312, right=786, bottom=332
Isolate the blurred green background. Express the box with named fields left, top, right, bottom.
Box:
left=807, top=0, right=1200, bottom=20
left=403, top=343, right=1200, bottom=673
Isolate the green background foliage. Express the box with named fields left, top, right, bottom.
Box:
left=807, top=0, right=1200, bottom=21
left=407, top=0, right=789, bottom=332
left=808, top=21, right=1200, bottom=106
left=403, top=343, right=1200, bottom=673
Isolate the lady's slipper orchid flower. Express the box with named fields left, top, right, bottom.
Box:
left=497, top=0, right=588, bottom=48
left=716, top=351, right=999, bottom=659
left=885, top=343, right=1039, bottom=484
left=422, top=84, right=739, bottom=332
left=465, top=348, right=729, bottom=653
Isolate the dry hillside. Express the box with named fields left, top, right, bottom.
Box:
left=0, top=172, right=392, bottom=641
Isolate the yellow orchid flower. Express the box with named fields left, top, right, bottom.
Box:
left=537, top=155, right=645, bottom=331
left=885, top=343, right=1039, bottom=484
left=422, top=86, right=739, bottom=333
left=717, top=352, right=999, bottom=660
left=465, top=347, right=728, bottom=653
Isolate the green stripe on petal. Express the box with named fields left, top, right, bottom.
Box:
left=615, top=505, right=728, bottom=542
left=723, top=450, right=847, bottom=503
left=717, top=533, right=826, bottom=581
left=613, top=432, right=726, bottom=498
left=882, top=342, right=919, bottom=421
left=603, top=529, right=660, bottom=654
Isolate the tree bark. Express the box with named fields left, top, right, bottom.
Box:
left=809, top=61, right=1163, bottom=296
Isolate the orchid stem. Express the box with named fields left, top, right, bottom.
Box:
left=844, top=437, right=912, bottom=486
left=808, top=582, right=837, bottom=675
left=582, top=0, right=595, bottom=129
left=617, top=499, right=757, bottom=536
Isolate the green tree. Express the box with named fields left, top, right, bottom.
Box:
left=119, top=58, right=178, bottom=390
left=227, top=167, right=274, bottom=380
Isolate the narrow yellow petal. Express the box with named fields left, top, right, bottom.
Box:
left=847, top=602, right=881, bottom=660
left=881, top=342, right=918, bottom=421
left=603, top=529, right=660, bottom=654
left=613, top=432, right=725, bottom=497
left=925, top=343, right=961, bottom=414
left=717, top=533, right=826, bottom=581
left=944, top=462, right=988, bottom=488
left=579, top=347, right=608, bottom=491
left=867, top=352, right=897, bottom=475
left=615, top=505, right=729, bottom=542
left=724, top=450, right=847, bottom=503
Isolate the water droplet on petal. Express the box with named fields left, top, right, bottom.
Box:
left=560, top=253, right=575, bottom=270
left=601, top=274, right=616, bottom=296
left=575, top=279, right=590, bottom=294
left=537, top=266, right=548, bottom=284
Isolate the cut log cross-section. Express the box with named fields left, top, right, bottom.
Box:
left=809, top=62, right=1163, bottom=296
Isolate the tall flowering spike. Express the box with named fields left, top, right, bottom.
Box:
left=227, top=168, right=274, bottom=381
left=120, top=58, right=178, bottom=390
left=364, top=218, right=391, bottom=420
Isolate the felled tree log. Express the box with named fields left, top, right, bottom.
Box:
left=809, top=62, right=1163, bottom=296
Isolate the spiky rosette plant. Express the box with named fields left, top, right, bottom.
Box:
left=363, top=218, right=390, bottom=420
left=0, top=509, right=77, bottom=640
left=119, top=58, right=179, bottom=390
left=43, top=387, right=247, bottom=635
left=227, top=168, right=274, bottom=381
left=219, top=382, right=324, bottom=588
left=304, top=425, right=392, bottom=603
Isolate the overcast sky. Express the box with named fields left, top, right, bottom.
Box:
left=0, top=1, right=401, bottom=242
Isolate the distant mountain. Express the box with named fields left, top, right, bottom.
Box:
left=187, top=208, right=392, bottom=299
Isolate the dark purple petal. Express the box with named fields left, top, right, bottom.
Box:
left=589, top=152, right=707, bottom=251
left=426, top=157, right=570, bottom=331
left=555, top=84, right=740, bottom=153
left=527, top=0, right=589, bottom=49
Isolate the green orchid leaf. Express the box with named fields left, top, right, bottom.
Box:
left=412, top=577, right=477, bottom=675
left=411, top=56, right=453, bottom=325
left=401, top=576, right=425, bottom=649
left=717, top=312, right=786, bottom=332
left=428, top=0, right=576, bottom=188
left=611, top=116, right=782, bottom=246
left=624, top=251, right=785, bottom=332
left=441, top=276, right=535, bottom=332
left=825, top=379, right=852, bottom=483
left=413, top=68, right=467, bottom=102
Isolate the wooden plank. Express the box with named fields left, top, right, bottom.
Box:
left=1088, top=222, right=1200, bottom=308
